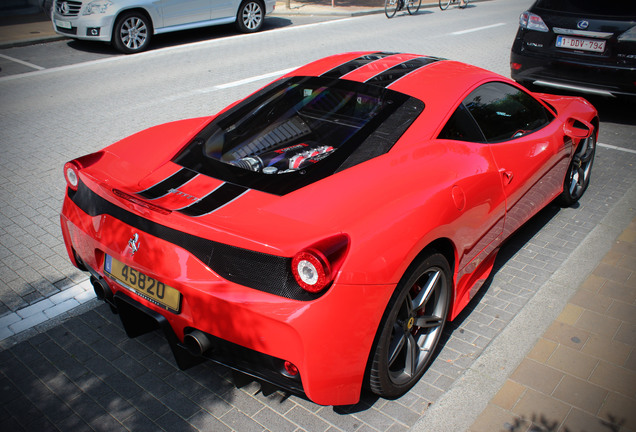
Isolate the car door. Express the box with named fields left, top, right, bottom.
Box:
left=210, top=0, right=240, bottom=20
left=437, top=103, right=507, bottom=275
left=462, top=82, right=566, bottom=238
left=160, top=0, right=212, bottom=27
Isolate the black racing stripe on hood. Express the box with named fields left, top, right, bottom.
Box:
left=177, top=183, right=249, bottom=217
left=137, top=168, right=198, bottom=200
left=365, top=56, right=443, bottom=87
left=320, top=52, right=397, bottom=79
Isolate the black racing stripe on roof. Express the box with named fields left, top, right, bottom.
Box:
left=365, top=56, right=443, bottom=87
left=177, top=183, right=248, bottom=217
left=320, top=52, right=397, bottom=79
left=137, top=168, right=198, bottom=200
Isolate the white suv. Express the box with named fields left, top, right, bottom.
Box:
left=52, top=0, right=275, bottom=53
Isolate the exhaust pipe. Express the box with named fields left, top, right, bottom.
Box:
left=184, top=330, right=212, bottom=356
left=90, top=276, right=113, bottom=302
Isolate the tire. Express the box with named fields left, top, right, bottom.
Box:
left=439, top=0, right=452, bottom=10
left=407, top=0, right=421, bottom=14
left=385, top=0, right=399, bottom=18
left=368, top=252, right=451, bottom=398
left=236, top=0, right=264, bottom=33
left=558, top=132, right=596, bottom=207
left=112, top=12, right=152, bottom=54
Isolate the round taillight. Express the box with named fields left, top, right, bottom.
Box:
left=283, top=361, right=299, bottom=377
left=64, top=161, right=80, bottom=191
left=291, top=249, right=331, bottom=293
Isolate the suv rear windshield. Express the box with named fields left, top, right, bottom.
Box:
left=535, top=0, right=636, bottom=16
left=174, top=76, right=423, bottom=195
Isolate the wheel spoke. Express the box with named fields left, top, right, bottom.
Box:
left=387, top=324, right=406, bottom=367
left=569, top=169, right=579, bottom=195
left=404, top=333, right=419, bottom=377
left=414, top=314, right=443, bottom=329
left=411, top=270, right=439, bottom=312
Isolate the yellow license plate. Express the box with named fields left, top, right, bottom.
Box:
left=104, top=255, right=181, bottom=313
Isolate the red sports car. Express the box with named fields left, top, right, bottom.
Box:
left=60, top=52, right=598, bottom=406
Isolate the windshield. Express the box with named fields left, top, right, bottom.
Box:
left=173, top=76, right=423, bottom=195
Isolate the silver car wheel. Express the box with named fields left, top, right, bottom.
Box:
left=120, top=17, right=148, bottom=50
left=242, top=2, right=262, bottom=30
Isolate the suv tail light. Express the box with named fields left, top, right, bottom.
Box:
left=291, top=234, right=349, bottom=293
left=519, top=11, right=549, bottom=32
left=618, top=26, right=636, bottom=42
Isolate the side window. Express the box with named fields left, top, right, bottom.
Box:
left=462, top=82, right=553, bottom=142
left=438, top=103, right=486, bottom=142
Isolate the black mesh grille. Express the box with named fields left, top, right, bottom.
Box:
left=68, top=182, right=324, bottom=300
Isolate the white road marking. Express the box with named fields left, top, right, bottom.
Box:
left=450, top=22, right=506, bottom=35
left=598, top=142, right=636, bottom=155
left=214, top=68, right=297, bottom=90
left=0, top=53, right=45, bottom=71
left=0, top=18, right=353, bottom=83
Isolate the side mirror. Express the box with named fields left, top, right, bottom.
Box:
left=563, top=117, right=593, bottom=140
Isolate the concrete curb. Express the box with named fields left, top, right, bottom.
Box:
left=0, top=34, right=65, bottom=49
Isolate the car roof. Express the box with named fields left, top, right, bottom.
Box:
left=285, top=52, right=503, bottom=131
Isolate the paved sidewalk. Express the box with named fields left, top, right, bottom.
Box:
left=471, top=218, right=636, bottom=432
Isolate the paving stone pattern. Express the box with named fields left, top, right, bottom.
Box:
left=0, top=146, right=634, bottom=431
left=470, top=218, right=636, bottom=432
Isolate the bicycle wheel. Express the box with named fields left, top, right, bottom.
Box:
left=407, top=0, right=421, bottom=14
left=439, top=0, right=451, bottom=10
left=385, top=0, right=399, bottom=18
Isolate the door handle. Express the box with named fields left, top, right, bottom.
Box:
left=502, top=170, right=514, bottom=185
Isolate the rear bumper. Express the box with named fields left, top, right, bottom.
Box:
left=510, top=48, right=636, bottom=97
left=60, top=189, right=394, bottom=405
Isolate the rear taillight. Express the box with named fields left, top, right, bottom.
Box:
left=64, top=161, right=80, bottom=191
left=618, top=26, right=636, bottom=42
left=519, top=11, right=549, bottom=32
left=63, top=152, right=103, bottom=191
left=291, top=234, right=349, bottom=294
left=292, top=249, right=331, bottom=293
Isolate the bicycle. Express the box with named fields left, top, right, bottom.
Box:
left=439, top=0, right=469, bottom=10
left=385, top=0, right=421, bottom=18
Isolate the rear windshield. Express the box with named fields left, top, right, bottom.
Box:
left=535, top=0, right=636, bottom=17
left=174, top=76, right=423, bottom=195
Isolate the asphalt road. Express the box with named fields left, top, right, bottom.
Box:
left=0, top=1, right=635, bottom=430
left=0, top=14, right=337, bottom=77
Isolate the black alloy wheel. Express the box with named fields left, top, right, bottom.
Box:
left=558, top=132, right=596, bottom=207
left=368, top=252, right=451, bottom=398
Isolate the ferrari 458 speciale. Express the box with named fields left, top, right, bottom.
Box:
left=60, top=52, right=598, bottom=405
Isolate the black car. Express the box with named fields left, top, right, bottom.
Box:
left=510, top=0, right=636, bottom=97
